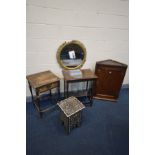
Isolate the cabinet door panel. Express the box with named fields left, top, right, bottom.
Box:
left=96, top=68, right=111, bottom=95
left=106, top=69, right=125, bottom=96
left=96, top=67, right=125, bottom=96
left=94, top=60, right=127, bottom=101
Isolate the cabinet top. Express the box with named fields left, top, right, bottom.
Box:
left=96, top=59, right=127, bottom=67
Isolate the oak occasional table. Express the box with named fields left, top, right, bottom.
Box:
left=62, top=69, right=98, bottom=106
left=57, top=96, right=85, bottom=134
left=26, top=70, right=60, bottom=118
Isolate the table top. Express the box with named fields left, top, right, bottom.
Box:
left=57, top=96, right=85, bottom=117
left=62, top=69, right=98, bottom=82
left=26, top=70, right=60, bottom=88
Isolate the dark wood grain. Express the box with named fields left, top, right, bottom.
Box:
left=26, top=70, right=60, bottom=117
left=62, top=69, right=97, bottom=82
left=94, top=59, right=127, bottom=101
left=26, top=70, right=60, bottom=88
left=62, top=69, right=98, bottom=105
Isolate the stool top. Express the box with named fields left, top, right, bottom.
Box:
left=57, top=97, right=85, bottom=117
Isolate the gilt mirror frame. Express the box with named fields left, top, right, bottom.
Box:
left=56, top=40, right=87, bottom=70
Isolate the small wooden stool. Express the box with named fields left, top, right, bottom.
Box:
left=57, top=97, right=85, bottom=134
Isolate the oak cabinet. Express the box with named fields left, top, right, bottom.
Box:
left=94, top=59, right=127, bottom=101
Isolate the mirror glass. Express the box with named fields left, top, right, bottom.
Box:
left=57, top=40, right=86, bottom=70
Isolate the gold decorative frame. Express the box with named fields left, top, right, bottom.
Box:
left=56, top=40, right=87, bottom=70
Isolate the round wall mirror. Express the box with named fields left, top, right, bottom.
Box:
left=56, top=40, right=87, bottom=70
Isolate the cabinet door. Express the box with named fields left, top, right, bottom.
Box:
left=96, top=66, right=125, bottom=97
left=106, top=67, right=125, bottom=97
